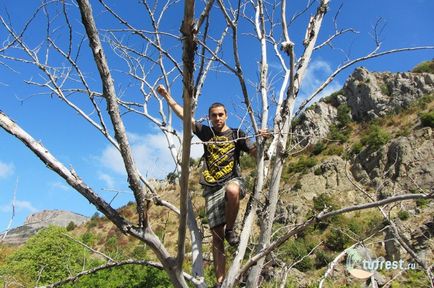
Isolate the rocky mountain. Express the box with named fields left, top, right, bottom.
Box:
left=0, top=210, right=88, bottom=245
left=271, top=65, right=434, bottom=286
left=294, top=67, right=434, bottom=145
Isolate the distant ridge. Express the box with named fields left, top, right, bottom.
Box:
left=0, top=210, right=89, bottom=245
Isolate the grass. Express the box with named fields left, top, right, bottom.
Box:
left=412, top=59, right=434, bottom=74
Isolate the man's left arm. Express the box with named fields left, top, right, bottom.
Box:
left=247, top=129, right=271, bottom=157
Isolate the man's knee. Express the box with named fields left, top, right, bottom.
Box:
left=225, top=182, right=240, bottom=199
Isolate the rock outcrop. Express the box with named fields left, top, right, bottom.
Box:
left=351, top=127, right=434, bottom=197
left=1, top=210, right=88, bottom=245
left=276, top=67, right=433, bottom=285
left=293, top=67, right=434, bottom=144
left=345, top=67, right=434, bottom=121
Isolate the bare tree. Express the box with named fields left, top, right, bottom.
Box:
left=0, top=0, right=433, bottom=287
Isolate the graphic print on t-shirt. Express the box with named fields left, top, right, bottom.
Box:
left=202, top=135, right=235, bottom=184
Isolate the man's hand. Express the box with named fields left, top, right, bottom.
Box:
left=157, top=84, right=169, bottom=99
left=258, top=129, right=272, bottom=139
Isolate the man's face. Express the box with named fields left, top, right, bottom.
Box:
left=209, top=106, right=227, bottom=130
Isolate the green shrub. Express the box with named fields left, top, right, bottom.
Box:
left=324, top=228, right=351, bottom=251
left=314, top=167, right=323, bottom=175
left=81, top=231, right=96, bottom=246
left=380, top=83, right=390, bottom=96
left=323, top=89, right=344, bottom=106
left=66, top=221, right=76, bottom=231
left=65, top=264, right=171, bottom=288
left=324, top=144, right=344, bottom=156
left=292, top=180, right=302, bottom=190
left=281, top=239, right=315, bottom=272
left=291, top=116, right=301, bottom=127
left=328, top=125, right=350, bottom=143
left=240, top=154, right=256, bottom=169
left=166, top=171, right=178, bottom=184
left=91, top=212, right=100, bottom=220
left=105, top=236, right=118, bottom=253
left=306, top=103, right=318, bottom=111
left=131, top=245, right=147, bottom=259
left=351, top=141, right=363, bottom=155
left=311, top=142, right=326, bottom=155
left=313, top=194, right=338, bottom=212
left=412, top=59, right=434, bottom=74
left=189, top=157, right=199, bottom=167
left=198, top=207, right=208, bottom=224
left=0, top=227, right=93, bottom=286
left=392, top=269, right=431, bottom=287
left=361, top=124, right=390, bottom=149
left=397, top=210, right=410, bottom=221
left=314, top=249, right=334, bottom=268
left=419, top=111, right=434, bottom=127
left=416, top=198, right=429, bottom=208
left=414, top=93, right=434, bottom=109
left=287, top=156, right=317, bottom=174
left=336, top=104, right=352, bottom=128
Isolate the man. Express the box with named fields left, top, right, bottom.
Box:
left=157, top=85, right=264, bottom=287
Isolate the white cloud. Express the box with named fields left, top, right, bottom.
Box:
left=98, top=172, right=115, bottom=189
left=0, top=200, right=38, bottom=213
left=98, top=131, right=203, bottom=180
left=298, top=59, right=343, bottom=105
left=49, top=181, right=72, bottom=191
left=0, top=161, right=14, bottom=178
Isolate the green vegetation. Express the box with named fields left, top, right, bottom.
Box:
left=414, top=93, right=434, bottom=109
left=328, top=125, right=350, bottom=143
left=412, top=59, right=434, bottom=74
left=323, top=89, right=344, bottom=106
left=313, top=193, right=338, bottom=212
left=360, top=123, right=390, bottom=149
left=240, top=153, right=256, bottom=169
left=0, top=226, right=171, bottom=288
left=311, top=142, right=326, bottom=155
left=166, top=171, right=178, bottom=184
left=280, top=238, right=315, bottom=271
left=287, top=156, right=317, bottom=174
left=336, top=104, right=352, bottom=128
left=64, top=265, right=171, bottom=288
left=0, top=226, right=94, bottom=287
left=314, top=249, right=334, bottom=268
left=350, top=141, right=363, bottom=155
left=390, top=269, right=431, bottom=287
left=416, top=198, right=429, bottom=208
left=66, top=221, right=76, bottom=231
left=324, top=228, right=351, bottom=251
left=380, top=83, right=391, bottom=96
left=324, top=144, right=344, bottom=156
left=326, top=103, right=353, bottom=145
left=419, top=110, right=434, bottom=127
left=397, top=210, right=410, bottom=221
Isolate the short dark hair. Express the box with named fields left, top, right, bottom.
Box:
left=208, top=102, right=227, bottom=115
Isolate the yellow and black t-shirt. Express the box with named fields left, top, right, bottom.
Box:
left=194, top=122, right=253, bottom=187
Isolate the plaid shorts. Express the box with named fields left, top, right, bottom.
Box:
left=203, top=178, right=246, bottom=229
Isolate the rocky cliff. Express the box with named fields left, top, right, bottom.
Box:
left=1, top=210, right=88, bottom=245
left=293, top=67, right=434, bottom=145
left=274, top=66, right=433, bottom=286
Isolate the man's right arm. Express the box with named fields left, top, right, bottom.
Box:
left=156, top=85, right=196, bottom=129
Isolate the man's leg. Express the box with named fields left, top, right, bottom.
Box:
left=211, top=224, right=225, bottom=284
left=225, top=181, right=240, bottom=230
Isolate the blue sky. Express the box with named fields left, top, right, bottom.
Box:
left=1, top=0, right=433, bottom=231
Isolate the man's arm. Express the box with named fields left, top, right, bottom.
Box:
left=157, top=85, right=196, bottom=128
left=248, top=129, right=271, bottom=157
